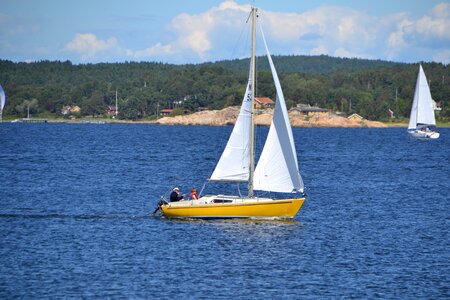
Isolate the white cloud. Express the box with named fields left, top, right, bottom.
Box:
left=386, top=15, right=413, bottom=58
left=334, top=47, right=372, bottom=59
left=385, top=2, right=450, bottom=61
left=127, top=0, right=250, bottom=61
left=433, top=49, right=450, bottom=64
left=311, top=45, right=327, bottom=55
left=130, top=43, right=174, bottom=59
left=261, top=2, right=449, bottom=63
left=415, top=3, right=450, bottom=40
left=179, top=30, right=211, bottom=55
left=255, top=4, right=385, bottom=62
left=431, top=2, right=449, bottom=18
left=1, top=0, right=449, bottom=64
left=170, top=12, right=214, bottom=55
left=218, top=0, right=249, bottom=12
left=337, top=17, right=357, bottom=42
left=387, top=31, right=405, bottom=55
left=65, top=33, right=118, bottom=60
left=125, top=0, right=450, bottom=64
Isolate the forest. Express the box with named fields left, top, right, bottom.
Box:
left=0, top=55, right=449, bottom=121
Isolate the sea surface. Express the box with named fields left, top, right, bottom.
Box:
left=0, top=123, right=448, bottom=299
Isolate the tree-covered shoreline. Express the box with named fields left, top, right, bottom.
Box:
left=1, top=55, right=448, bottom=121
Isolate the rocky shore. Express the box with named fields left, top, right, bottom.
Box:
left=156, top=106, right=387, bottom=128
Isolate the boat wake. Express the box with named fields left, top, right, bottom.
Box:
left=0, top=213, right=150, bottom=220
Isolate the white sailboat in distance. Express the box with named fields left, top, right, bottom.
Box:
left=0, top=84, right=5, bottom=123
left=407, top=64, right=440, bottom=139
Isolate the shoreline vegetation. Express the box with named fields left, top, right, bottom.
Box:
left=1, top=58, right=448, bottom=125
left=7, top=106, right=448, bottom=127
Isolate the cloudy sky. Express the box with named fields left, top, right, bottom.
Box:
left=1, top=0, right=449, bottom=64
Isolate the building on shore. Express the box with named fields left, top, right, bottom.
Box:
left=61, top=105, right=80, bottom=115
left=160, top=109, right=173, bottom=116
left=292, top=104, right=328, bottom=119
left=106, top=106, right=118, bottom=116
left=254, top=97, right=274, bottom=109
left=347, top=113, right=364, bottom=121
left=160, top=108, right=191, bottom=116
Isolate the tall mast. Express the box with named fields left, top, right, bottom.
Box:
left=248, top=7, right=257, bottom=198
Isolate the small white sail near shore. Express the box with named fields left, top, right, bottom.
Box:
left=407, top=65, right=439, bottom=139
left=0, top=85, right=5, bottom=122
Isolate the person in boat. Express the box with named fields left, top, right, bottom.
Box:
left=170, top=187, right=185, bottom=202
left=189, top=187, right=199, bottom=200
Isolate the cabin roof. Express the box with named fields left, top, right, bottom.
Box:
left=347, top=113, right=364, bottom=120
left=255, top=97, right=274, bottom=105
left=293, top=106, right=328, bottom=113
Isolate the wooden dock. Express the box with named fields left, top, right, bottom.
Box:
left=21, top=118, right=48, bottom=123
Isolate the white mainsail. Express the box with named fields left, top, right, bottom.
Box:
left=0, top=84, right=5, bottom=110
left=0, top=84, right=5, bottom=123
left=253, top=27, right=304, bottom=193
left=408, top=65, right=436, bottom=130
left=210, top=69, right=253, bottom=182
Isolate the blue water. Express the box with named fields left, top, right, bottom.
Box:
left=0, top=124, right=449, bottom=298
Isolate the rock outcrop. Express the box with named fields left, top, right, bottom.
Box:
left=156, top=106, right=386, bottom=128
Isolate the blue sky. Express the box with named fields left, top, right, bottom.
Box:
left=1, top=0, right=449, bottom=64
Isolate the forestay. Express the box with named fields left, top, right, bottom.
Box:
left=253, top=27, right=304, bottom=193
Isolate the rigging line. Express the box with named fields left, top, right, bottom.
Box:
left=230, top=12, right=252, bottom=62
left=237, top=183, right=242, bottom=198
left=245, top=9, right=252, bottom=24
left=198, top=181, right=207, bottom=198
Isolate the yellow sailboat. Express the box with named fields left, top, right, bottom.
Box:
left=159, top=7, right=306, bottom=219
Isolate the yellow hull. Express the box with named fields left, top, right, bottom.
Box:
left=160, top=198, right=305, bottom=219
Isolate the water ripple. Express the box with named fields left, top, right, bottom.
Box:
left=0, top=125, right=448, bottom=298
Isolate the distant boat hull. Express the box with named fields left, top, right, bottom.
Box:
left=408, top=129, right=440, bottom=139
left=160, top=196, right=305, bottom=219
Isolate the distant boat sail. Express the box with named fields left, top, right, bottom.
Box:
left=0, top=84, right=5, bottom=123
left=407, top=65, right=440, bottom=139
left=157, top=7, right=306, bottom=219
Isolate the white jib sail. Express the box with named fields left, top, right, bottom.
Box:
left=210, top=68, right=253, bottom=182
left=0, top=85, right=5, bottom=110
left=408, top=65, right=436, bottom=129
left=254, top=27, right=304, bottom=193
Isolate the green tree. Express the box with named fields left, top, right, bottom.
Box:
left=15, top=98, right=39, bottom=117
left=82, top=91, right=106, bottom=117
left=119, top=96, right=146, bottom=120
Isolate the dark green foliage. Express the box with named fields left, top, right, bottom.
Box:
left=0, top=57, right=448, bottom=121
left=119, top=96, right=145, bottom=120
left=170, top=107, right=185, bottom=116
left=15, top=98, right=39, bottom=117
left=82, top=91, right=107, bottom=117
left=209, top=54, right=397, bottom=74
